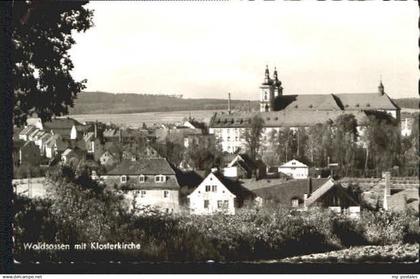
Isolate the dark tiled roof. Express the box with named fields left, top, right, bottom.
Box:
left=19, top=125, right=36, bottom=136
left=333, top=93, right=399, bottom=111
left=106, top=175, right=180, bottom=190
left=43, top=117, right=85, bottom=130
left=210, top=110, right=367, bottom=128
left=252, top=178, right=330, bottom=205
left=274, top=94, right=341, bottom=111
left=213, top=173, right=256, bottom=201
left=107, top=158, right=176, bottom=175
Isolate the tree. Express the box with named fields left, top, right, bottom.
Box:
left=361, top=113, right=401, bottom=175
left=243, top=115, right=265, bottom=160
left=333, top=114, right=359, bottom=176
left=12, top=1, right=93, bottom=126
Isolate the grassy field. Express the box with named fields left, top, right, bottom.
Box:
left=70, top=110, right=219, bottom=127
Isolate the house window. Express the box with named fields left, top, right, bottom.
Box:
left=139, top=175, right=145, bottom=183
left=120, top=175, right=127, bottom=183
left=164, top=190, right=169, bottom=198
left=205, top=185, right=211, bottom=192
left=211, top=185, right=217, bottom=192
left=223, top=200, right=229, bottom=209
left=217, top=200, right=223, bottom=209
left=141, top=190, right=146, bottom=198
left=155, top=175, right=166, bottom=183
left=204, top=200, right=209, bottom=208
left=291, top=199, right=299, bottom=207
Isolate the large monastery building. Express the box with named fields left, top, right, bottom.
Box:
left=209, top=66, right=400, bottom=153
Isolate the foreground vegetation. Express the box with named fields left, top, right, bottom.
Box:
left=14, top=182, right=420, bottom=263
left=278, top=243, right=419, bottom=264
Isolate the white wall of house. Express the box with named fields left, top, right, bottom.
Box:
left=70, top=125, right=77, bottom=140
left=401, top=118, right=413, bottom=137
left=124, top=189, right=179, bottom=214
left=223, top=167, right=238, bottom=178
left=278, top=159, right=308, bottom=179
left=188, top=173, right=236, bottom=215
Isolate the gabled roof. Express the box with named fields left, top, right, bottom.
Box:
left=188, top=172, right=255, bottom=201
left=279, top=159, right=308, bottom=169
left=333, top=93, right=399, bottom=111
left=305, top=179, right=359, bottom=207
left=253, top=178, right=331, bottom=205
left=388, top=189, right=419, bottom=212
left=38, top=132, right=52, bottom=142
left=83, top=132, right=95, bottom=142
left=62, top=148, right=73, bottom=157
left=210, top=110, right=367, bottom=128
left=19, top=125, right=36, bottom=136
left=275, top=94, right=341, bottom=111
left=107, top=158, right=176, bottom=175
left=103, top=129, right=118, bottom=137
left=43, top=117, right=84, bottom=130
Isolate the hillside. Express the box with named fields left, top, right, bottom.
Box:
left=392, top=98, right=419, bottom=109
left=69, top=91, right=258, bottom=114
left=69, top=91, right=418, bottom=115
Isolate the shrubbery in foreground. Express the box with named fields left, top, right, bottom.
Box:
left=14, top=193, right=419, bottom=263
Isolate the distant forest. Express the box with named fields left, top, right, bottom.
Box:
left=69, top=91, right=258, bottom=114
left=392, top=98, right=419, bottom=109
left=69, top=91, right=418, bottom=115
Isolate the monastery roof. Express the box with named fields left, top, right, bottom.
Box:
left=210, top=110, right=367, bottom=128
left=333, top=93, right=399, bottom=111
left=275, top=94, right=341, bottom=111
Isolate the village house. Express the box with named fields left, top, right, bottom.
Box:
left=187, top=172, right=255, bottom=215
left=18, top=141, right=41, bottom=166
left=102, top=158, right=181, bottom=214
left=61, top=147, right=85, bottom=164
left=252, top=178, right=360, bottom=216
left=44, top=134, right=67, bottom=159
left=100, top=150, right=117, bottom=167
left=223, top=154, right=266, bottom=179
left=350, top=172, right=420, bottom=214
left=18, top=125, right=37, bottom=141
left=278, top=159, right=309, bottom=179
left=43, top=117, right=88, bottom=140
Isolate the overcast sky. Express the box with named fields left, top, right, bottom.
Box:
left=69, top=1, right=418, bottom=100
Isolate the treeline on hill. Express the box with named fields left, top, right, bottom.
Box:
left=69, top=91, right=259, bottom=114
left=14, top=164, right=420, bottom=263
left=392, top=98, right=419, bottom=110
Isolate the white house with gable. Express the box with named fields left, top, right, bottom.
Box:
left=188, top=172, right=236, bottom=215
left=278, top=159, right=308, bottom=179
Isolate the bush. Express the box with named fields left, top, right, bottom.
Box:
left=13, top=197, right=420, bottom=263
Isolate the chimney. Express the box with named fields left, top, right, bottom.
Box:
left=119, top=129, right=123, bottom=143
left=94, top=121, right=98, bottom=139
left=307, top=177, right=313, bottom=194
left=383, top=171, right=391, bottom=210
left=228, top=92, right=231, bottom=114
left=303, top=194, right=308, bottom=209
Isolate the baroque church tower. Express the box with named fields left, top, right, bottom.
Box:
left=259, top=66, right=283, bottom=112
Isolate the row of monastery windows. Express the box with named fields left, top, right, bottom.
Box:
left=120, top=175, right=167, bottom=184
left=204, top=200, right=229, bottom=209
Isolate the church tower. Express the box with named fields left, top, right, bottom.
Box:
left=378, top=80, right=385, bottom=96
left=272, top=67, right=283, bottom=97
left=260, top=65, right=275, bottom=112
